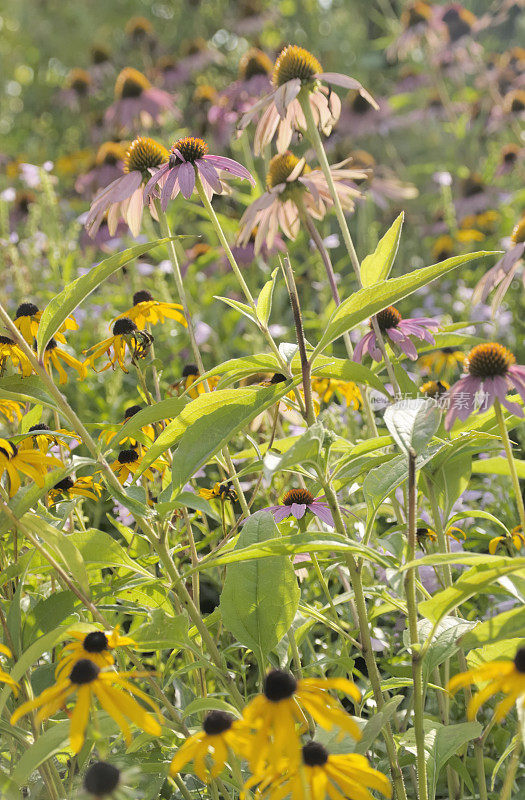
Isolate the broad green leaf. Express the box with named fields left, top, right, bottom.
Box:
left=22, top=514, right=90, bottom=597
left=68, top=529, right=153, bottom=577
left=215, top=295, right=257, bottom=324
left=402, top=617, right=476, bottom=680
left=354, top=696, right=403, bottom=754
left=256, top=267, right=278, bottom=326
left=418, top=561, right=525, bottom=624
left=425, top=453, right=472, bottom=521
left=361, top=212, right=403, bottom=287
left=107, top=397, right=187, bottom=450
left=191, top=530, right=394, bottom=573
left=384, top=398, right=441, bottom=455
left=182, top=697, right=240, bottom=720
left=0, top=375, right=58, bottom=410
left=219, top=512, right=300, bottom=657
left=36, top=238, right=172, bottom=354
left=136, top=382, right=299, bottom=486
left=314, top=251, right=497, bottom=354
left=263, top=422, right=325, bottom=478
left=461, top=605, right=525, bottom=651
left=309, top=355, right=387, bottom=394
left=472, top=456, right=525, bottom=478
left=132, top=608, right=188, bottom=650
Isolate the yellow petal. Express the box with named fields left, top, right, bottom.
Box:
left=69, top=685, right=91, bottom=753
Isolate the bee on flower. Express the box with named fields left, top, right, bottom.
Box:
left=198, top=481, right=237, bottom=503
left=83, top=318, right=154, bottom=373
left=239, top=44, right=377, bottom=155
left=416, top=526, right=465, bottom=550
left=0, top=438, right=62, bottom=497
left=112, top=290, right=186, bottom=330
left=10, top=658, right=162, bottom=754
left=420, top=380, right=450, bottom=399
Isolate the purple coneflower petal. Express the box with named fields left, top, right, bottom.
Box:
left=309, top=503, right=335, bottom=527
left=271, top=506, right=291, bottom=523
left=178, top=162, right=196, bottom=199
left=445, top=376, right=480, bottom=429
left=161, top=166, right=180, bottom=211
left=290, top=503, right=307, bottom=520
left=143, top=164, right=169, bottom=200
left=204, top=155, right=255, bottom=185
left=316, top=72, right=379, bottom=109
left=197, top=160, right=222, bottom=194
left=353, top=331, right=374, bottom=363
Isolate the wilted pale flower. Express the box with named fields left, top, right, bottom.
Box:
left=238, top=150, right=365, bottom=253
left=472, top=215, right=525, bottom=310
left=75, top=141, right=128, bottom=197
left=239, top=44, right=377, bottom=155
left=86, top=136, right=168, bottom=237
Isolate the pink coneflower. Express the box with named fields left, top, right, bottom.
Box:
left=59, top=68, right=95, bottom=110
left=105, top=67, right=176, bottom=131
left=143, top=136, right=255, bottom=208
left=85, top=136, right=168, bottom=238
left=239, top=44, right=377, bottom=155
left=75, top=141, right=127, bottom=198
left=263, top=488, right=336, bottom=527
left=353, top=306, right=439, bottom=363
left=472, top=216, right=525, bottom=310
left=445, top=343, right=525, bottom=430
left=238, top=150, right=365, bottom=253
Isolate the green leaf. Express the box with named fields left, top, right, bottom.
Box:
left=107, top=397, right=187, bottom=450
left=22, top=514, right=91, bottom=597
left=263, top=422, right=325, bottom=478
left=384, top=398, right=441, bottom=455
left=137, top=382, right=299, bottom=488
left=418, top=561, right=525, bottom=624
left=361, top=212, right=404, bottom=288
left=68, top=529, right=153, bottom=578
left=215, top=295, right=257, bottom=325
left=472, top=456, right=525, bottom=478
left=36, top=239, right=172, bottom=354
left=0, top=375, right=58, bottom=410
left=219, top=512, right=300, bottom=658
left=182, top=697, right=240, bottom=719
left=354, top=696, right=403, bottom=754
left=256, top=267, right=278, bottom=326
left=461, top=605, right=525, bottom=651
left=132, top=608, right=189, bottom=650
left=314, top=251, right=497, bottom=354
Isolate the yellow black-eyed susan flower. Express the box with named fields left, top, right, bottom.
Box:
left=311, top=377, right=362, bottom=409
left=19, top=423, right=76, bottom=455
left=244, top=741, right=392, bottom=800
left=0, top=399, right=23, bottom=425
left=0, top=644, right=19, bottom=695
left=416, top=526, right=465, bottom=549
left=419, top=347, right=465, bottom=377
left=0, top=335, right=33, bottom=377
left=170, top=710, right=252, bottom=781
left=14, top=302, right=78, bottom=345
left=171, top=364, right=219, bottom=400
left=448, top=647, right=525, bottom=722
left=84, top=761, right=121, bottom=797
left=42, top=338, right=87, bottom=384
left=242, top=670, right=361, bottom=772
left=0, top=438, right=62, bottom=497
left=110, top=447, right=163, bottom=484
left=10, top=658, right=162, bottom=754
left=489, top=525, right=525, bottom=555
left=48, top=476, right=103, bottom=504
left=56, top=627, right=134, bottom=680
left=113, top=290, right=186, bottom=330
left=198, top=481, right=237, bottom=503
left=99, top=404, right=157, bottom=449
left=83, top=318, right=153, bottom=373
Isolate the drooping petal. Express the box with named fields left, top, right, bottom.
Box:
left=204, top=155, right=255, bottom=185
left=178, top=162, right=196, bottom=199
left=318, top=73, right=379, bottom=109
left=290, top=503, right=307, bottom=519
left=309, top=502, right=335, bottom=527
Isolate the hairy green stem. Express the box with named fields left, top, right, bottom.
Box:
left=494, top=399, right=525, bottom=534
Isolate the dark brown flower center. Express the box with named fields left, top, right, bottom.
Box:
left=203, top=710, right=234, bottom=735
left=124, top=137, right=168, bottom=174
left=133, top=290, right=153, bottom=305
left=124, top=404, right=142, bottom=419
left=46, top=339, right=58, bottom=351
left=54, top=477, right=74, bottom=492
left=0, top=442, right=17, bottom=459
left=467, top=343, right=515, bottom=379
left=282, top=488, right=315, bottom=506
left=170, top=136, right=208, bottom=165
left=302, top=741, right=329, bottom=767
left=28, top=424, right=51, bottom=433
left=272, top=45, right=322, bottom=87
left=96, top=142, right=126, bottom=167
left=266, top=151, right=309, bottom=189
left=125, top=16, right=153, bottom=39
left=0, top=336, right=14, bottom=346
left=264, top=669, right=297, bottom=701
left=70, top=658, right=100, bottom=685
left=404, top=1, right=431, bottom=28
left=514, top=648, right=525, bottom=673
left=118, top=449, right=139, bottom=464
left=91, top=45, right=110, bottom=65
left=182, top=364, right=199, bottom=378
left=374, top=306, right=402, bottom=331
left=113, top=318, right=137, bottom=336
left=68, top=69, right=92, bottom=94
left=115, top=67, right=151, bottom=99
left=84, top=761, right=121, bottom=796
left=443, top=7, right=474, bottom=42
left=15, top=302, right=39, bottom=319
left=239, top=48, right=273, bottom=80
left=270, top=373, right=287, bottom=384
left=83, top=631, right=109, bottom=653
left=505, top=90, right=525, bottom=113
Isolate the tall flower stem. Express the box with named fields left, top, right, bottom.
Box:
left=498, top=732, right=521, bottom=800
left=298, top=92, right=400, bottom=396
left=281, top=255, right=316, bottom=426
left=494, top=399, right=525, bottom=534
left=320, top=480, right=408, bottom=800
left=298, top=201, right=380, bottom=435
left=404, top=449, right=428, bottom=800
left=154, top=200, right=250, bottom=516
